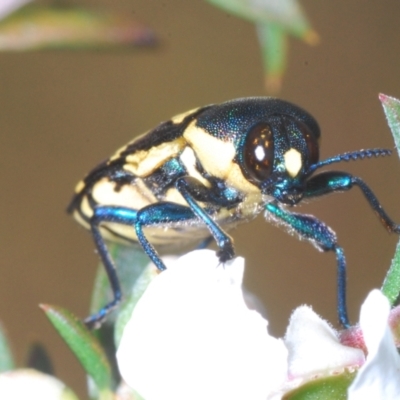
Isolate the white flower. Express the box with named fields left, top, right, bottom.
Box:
left=268, top=305, right=365, bottom=398
left=0, top=369, right=78, bottom=400
left=117, top=249, right=287, bottom=400
left=285, top=306, right=364, bottom=379
left=348, top=289, right=400, bottom=399
left=117, top=250, right=400, bottom=400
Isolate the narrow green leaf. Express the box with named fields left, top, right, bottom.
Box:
left=40, top=304, right=113, bottom=396
left=284, top=370, right=357, bottom=399
left=206, top=0, right=316, bottom=38
left=0, top=321, right=15, bottom=372
left=205, top=0, right=318, bottom=92
left=379, top=93, right=400, bottom=158
left=382, top=241, right=400, bottom=306
left=257, top=22, right=287, bottom=92
left=379, top=93, right=400, bottom=304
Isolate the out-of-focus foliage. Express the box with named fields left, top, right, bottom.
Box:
left=0, top=0, right=31, bottom=20
left=0, top=3, right=157, bottom=51
left=0, top=322, right=14, bottom=373
left=40, top=304, right=114, bottom=399
left=380, top=93, right=400, bottom=306
left=205, top=0, right=319, bottom=92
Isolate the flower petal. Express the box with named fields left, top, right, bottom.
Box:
left=285, top=306, right=364, bottom=380
left=0, top=369, right=78, bottom=400
left=117, top=249, right=287, bottom=400
left=348, top=289, right=400, bottom=399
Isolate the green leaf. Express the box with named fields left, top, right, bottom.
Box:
left=382, top=240, right=400, bottom=306
left=284, top=370, right=357, bottom=399
left=379, top=93, right=400, bottom=305
left=0, top=321, right=15, bottom=372
left=256, top=22, right=287, bottom=92
left=205, top=0, right=318, bottom=92
left=379, top=93, right=400, bottom=158
left=206, top=0, right=314, bottom=36
left=90, top=243, right=150, bottom=322
left=89, top=244, right=154, bottom=386
left=40, top=304, right=114, bottom=398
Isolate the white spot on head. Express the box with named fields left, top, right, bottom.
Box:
left=284, top=148, right=302, bottom=177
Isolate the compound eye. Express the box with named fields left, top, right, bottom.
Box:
left=243, top=122, right=274, bottom=182
left=299, top=121, right=319, bottom=165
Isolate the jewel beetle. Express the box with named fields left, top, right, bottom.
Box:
left=68, top=97, right=400, bottom=328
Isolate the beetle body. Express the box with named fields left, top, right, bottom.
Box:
left=69, top=98, right=319, bottom=247
left=68, top=97, right=399, bottom=328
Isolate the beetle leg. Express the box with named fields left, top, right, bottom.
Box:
left=175, top=176, right=235, bottom=262
left=134, top=202, right=197, bottom=268
left=196, top=235, right=214, bottom=250
left=265, top=202, right=349, bottom=328
left=88, top=206, right=137, bottom=328
left=304, top=171, right=400, bottom=233
left=88, top=203, right=195, bottom=328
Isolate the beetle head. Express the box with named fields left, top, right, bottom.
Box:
left=237, top=113, right=320, bottom=205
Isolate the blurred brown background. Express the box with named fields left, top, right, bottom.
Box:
left=1, top=0, right=400, bottom=396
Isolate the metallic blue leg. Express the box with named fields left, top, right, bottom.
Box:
left=265, top=202, right=350, bottom=327
left=335, top=247, right=348, bottom=328
left=135, top=202, right=196, bottom=270
left=88, top=203, right=195, bottom=327
left=88, top=206, right=138, bottom=328
left=352, top=176, right=400, bottom=233
left=87, top=182, right=236, bottom=328
left=175, top=177, right=235, bottom=262
left=305, top=171, right=400, bottom=233
left=196, top=236, right=213, bottom=250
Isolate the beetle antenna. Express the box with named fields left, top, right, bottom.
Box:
left=307, top=148, right=392, bottom=175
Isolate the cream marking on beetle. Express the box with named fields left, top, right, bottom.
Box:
left=101, top=214, right=214, bottom=246
left=92, top=178, right=157, bottom=209
left=184, top=123, right=260, bottom=194
left=74, top=180, right=85, bottom=194
left=183, top=124, right=235, bottom=178
left=99, top=221, right=138, bottom=243
left=164, top=187, right=208, bottom=209
left=80, top=195, right=94, bottom=219
left=284, top=148, right=302, bottom=177
left=164, top=187, right=189, bottom=207
left=123, top=138, right=186, bottom=177
left=179, top=146, right=211, bottom=188
left=225, top=163, right=261, bottom=194
left=73, top=209, right=90, bottom=229
left=171, top=107, right=200, bottom=124
left=135, top=178, right=160, bottom=203
left=109, top=130, right=150, bottom=162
